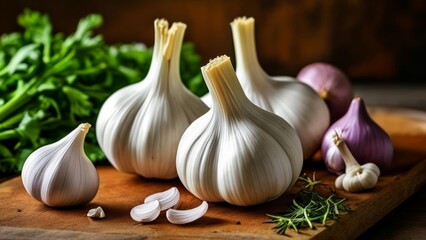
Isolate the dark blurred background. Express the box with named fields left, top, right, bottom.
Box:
left=1, top=0, right=425, bottom=84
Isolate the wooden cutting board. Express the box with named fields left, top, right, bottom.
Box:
left=0, top=107, right=425, bottom=240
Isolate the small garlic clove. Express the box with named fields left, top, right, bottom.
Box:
left=356, top=166, right=380, bottom=190
left=21, top=123, right=99, bottom=207
left=335, top=174, right=345, bottom=190
left=144, top=187, right=180, bottom=211
left=130, top=200, right=161, bottom=223
left=363, top=163, right=381, bottom=176
left=166, top=201, right=208, bottom=224
left=87, top=206, right=105, bottom=219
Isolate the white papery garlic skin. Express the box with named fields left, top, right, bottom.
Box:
left=96, top=19, right=208, bottom=179
left=21, top=123, right=99, bottom=207
left=177, top=55, right=303, bottom=206
left=202, top=17, right=330, bottom=159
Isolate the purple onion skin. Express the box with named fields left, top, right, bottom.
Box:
left=321, top=97, right=393, bottom=175
left=297, top=63, right=353, bottom=123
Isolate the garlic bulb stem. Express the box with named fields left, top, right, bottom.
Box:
left=226, top=17, right=330, bottom=159
left=202, top=56, right=251, bottom=118
left=332, top=132, right=360, bottom=170
left=232, top=17, right=269, bottom=90
left=148, top=20, right=186, bottom=93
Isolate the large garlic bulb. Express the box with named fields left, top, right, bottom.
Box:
left=21, top=123, right=99, bottom=207
left=177, top=55, right=303, bottom=206
left=96, top=19, right=208, bottom=179
left=202, top=17, right=330, bottom=159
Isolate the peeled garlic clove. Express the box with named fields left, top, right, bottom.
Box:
left=21, top=123, right=99, bottom=207
left=87, top=206, right=106, bottom=219
left=130, top=200, right=161, bottom=223
left=166, top=201, right=208, bottom=224
left=144, top=187, right=180, bottom=211
left=96, top=19, right=208, bottom=179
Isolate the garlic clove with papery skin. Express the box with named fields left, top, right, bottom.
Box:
left=177, top=55, right=303, bottom=206
left=333, top=132, right=380, bottom=192
left=21, top=123, right=99, bottom=207
left=96, top=19, right=208, bottom=179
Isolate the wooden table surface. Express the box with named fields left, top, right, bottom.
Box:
left=0, top=107, right=425, bottom=239
left=354, top=85, right=426, bottom=239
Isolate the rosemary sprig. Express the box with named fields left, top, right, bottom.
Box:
left=267, top=173, right=351, bottom=235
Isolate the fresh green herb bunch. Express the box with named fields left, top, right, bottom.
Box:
left=268, top=173, right=351, bottom=235
left=0, top=9, right=206, bottom=173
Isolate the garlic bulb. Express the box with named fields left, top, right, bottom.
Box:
left=296, top=62, right=353, bottom=123
left=333, top=132, right=380, bottom=192
left=96, top=19, right=208, bottom=179
left=21, top=123, right=99, bottom=207
left=202, top=17, right=329, bottom=159
left=177, top=55, right=303, bottom=206
left=322, top=97, right=393, bottom=175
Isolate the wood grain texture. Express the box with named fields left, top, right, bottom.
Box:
left=0, top=108, right=425, bottom=240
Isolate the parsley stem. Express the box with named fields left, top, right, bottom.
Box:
left=0, top=76, right=45, bottom=122
left=0, top=85, right=33, bottom=122
left=0, top=129, right=20, bottom=141
left=0, top=112, right=25, bottom=130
